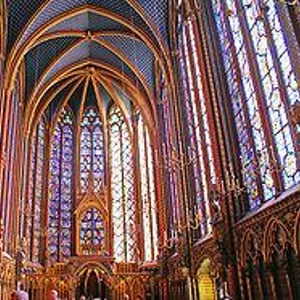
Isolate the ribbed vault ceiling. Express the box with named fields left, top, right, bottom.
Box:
left=5, top=0, right=171, bottom=137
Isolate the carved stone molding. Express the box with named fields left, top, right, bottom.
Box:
left=234, top=188, right=300, bottom=266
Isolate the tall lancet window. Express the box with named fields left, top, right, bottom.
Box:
left=48, top=109, right=73, bottom=263
left=80, top=107, right=104, bottom=192
left=109, top=105, right=135, bottom=262
left=159, top=75, right=180, bottom=247
left=137, top=115, right=158, bottom=261
left=212, top=0, right=300, bottom=210
left=27, top=118, right=46, bottom=262
left=178, top=12, right=217, bottom=237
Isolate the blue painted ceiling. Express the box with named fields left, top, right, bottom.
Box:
left=8, top=0, right=168, bottom=120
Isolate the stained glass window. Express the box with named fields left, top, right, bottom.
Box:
left=80, top=208, right=105, bottom=255
left=109, top=105, right=136, bottom=262
left=137, top=115, right=158, bottom=261
left=27, top=133, right=36, bottom=259
left=177, top=12, right=219, bottom=236
left=80, top=107, right=105, bottom=192
left=211, top=0, right=300, bottom=209
left=48, top=109, right=73, bottom=263
left=159, top=75, right=180, bottom=246
left=2, top=80, right=22, bottom=251
left=24, top=93, right=160, bottom=263
left=27, top=117, right=46, bottom=262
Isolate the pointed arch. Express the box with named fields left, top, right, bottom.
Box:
left=212, top=0, right=300, bottom=210
left=48, top=107, right=74, bottom=264
left=137, top=113, right=158, bottom=261
left=109, top=104, right=136, bottom=262
left=240, top=229, right=261, bottom=267
left=5, top=5, right=172, bottom=99
left=263, top=218, right=291, bottom=263
left=294, top=210, right=300, bottom=256
left=80, top=106, right=105, bottom=193
left=24, top=61, right=156, bottom=139
left=27, top=116, right=46, bottom=262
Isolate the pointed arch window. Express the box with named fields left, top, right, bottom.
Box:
left=80, top=107, right=105, bottom=192
left=212, top=0, right=300, bottom=210
left=25, top=90, right=160, bottom=263
left=109, top=105, right=136, bottom=262
left=27, top=117, right=46, bottom=262
left=48, top=109, right=74, bottom=263
left=137, top=114, right=158, bottom=261
left=177, top=12, right=219, bottom=237
left=158, top=74, right=181, bottom=248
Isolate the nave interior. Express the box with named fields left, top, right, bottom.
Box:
left=0, top=0, right=300, bottom=299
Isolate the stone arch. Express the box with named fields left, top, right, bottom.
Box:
left=240, top=229, right=266, bottom=299
left=294, top=210, right=300, bottom=256
left=75, top=262, right=112, bottom=284
left=74, top=262, right=112, bottom=299
left=193, top=249, right=217, bottom=276
left=263, top=217, right=292, bottom=263
left=241, top=229, right=261, bottom=267
left=264, top=217, right=300, bottom=299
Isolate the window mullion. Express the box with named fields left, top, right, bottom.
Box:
left=143, top=124, right=153, bottom=260
left=261, top=0, right=300, bottom=183
left=190, top=17, right=219, bottom=183
left=90, top=127, right=94, bottom=180
left=184, top=20, right=211, bottom=235
left=223, top=0, right=276, bottom=203
left=216, top=0, right=265, bottom=208
left=58, top=126, right=63, bottom=262
left=119, top=125, right=127, bottom=262
left=233, top=0, right=282, bottom=193
left=179, top=31, right=203, bottom=239
left=23, top=135, right=33, bottom=239
left=40, top=121, right=50, bottom=263
left=30, top=130, right=39, bottom=261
